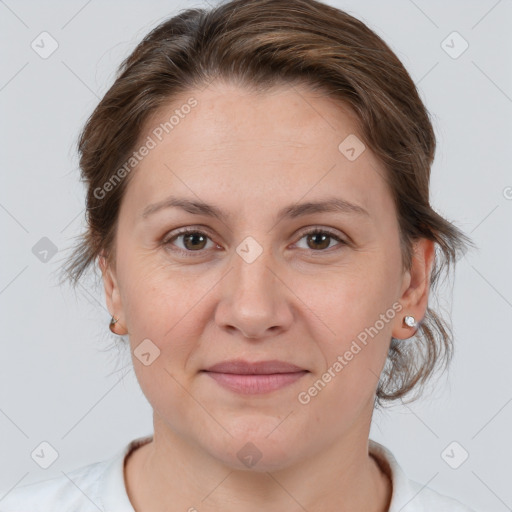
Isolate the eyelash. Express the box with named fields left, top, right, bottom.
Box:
left=162, top=226, right=347, bottom=257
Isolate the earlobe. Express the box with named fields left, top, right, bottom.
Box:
left=98, top=253, right=128, bottom=335
left=393, top=238, right=435, bottom=339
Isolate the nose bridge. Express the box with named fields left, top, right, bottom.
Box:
left=231, top=235, right=278, bottom=304
left=215, top=235, right=291, bottom=338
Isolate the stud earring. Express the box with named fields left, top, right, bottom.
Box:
left=109, top=316, right=119, bottom=334
left=403, top=315, right=416, bottom=328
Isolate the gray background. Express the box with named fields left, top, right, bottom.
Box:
left=1, top=0, right=511, bottom=510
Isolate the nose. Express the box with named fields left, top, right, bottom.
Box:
left=214, top=244, right=294, bottom=340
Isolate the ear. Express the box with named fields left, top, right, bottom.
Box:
left=392, top=238, right=435, bottom=339
left=98, top=252, right=128, bottom=335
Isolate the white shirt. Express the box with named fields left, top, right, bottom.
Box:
left=0, top=435, right=476, bottom=512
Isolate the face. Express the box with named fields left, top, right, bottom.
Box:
left=101, top=80, right=432, bottom=471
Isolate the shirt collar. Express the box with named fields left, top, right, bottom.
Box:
left=369, top=438, right=425, bottom=511
left=100, top=435, right=422, bottom=512
left=100, top=434, right=153, bottom=512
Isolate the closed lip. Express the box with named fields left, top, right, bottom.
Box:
left=202, top=359, right=307, bottom=374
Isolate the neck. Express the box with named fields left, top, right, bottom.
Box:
left=124, top=419, right=392, bottom=512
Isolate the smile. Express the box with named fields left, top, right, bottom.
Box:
left=202, top=371, right=309, bottom=394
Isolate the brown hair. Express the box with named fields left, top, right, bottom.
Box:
left=62, top=0, right=475, bottom=407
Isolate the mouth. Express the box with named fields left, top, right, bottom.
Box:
left=201, top=359, right=309, bottom=394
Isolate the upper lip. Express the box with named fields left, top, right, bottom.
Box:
left=203, top=359, right=307, bottom=374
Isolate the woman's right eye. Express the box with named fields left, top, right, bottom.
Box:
left=163, top=229, right=217, bottom=256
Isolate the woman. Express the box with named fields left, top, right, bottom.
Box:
left=0, top=0, right=477, bottom=510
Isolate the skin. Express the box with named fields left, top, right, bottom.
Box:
left=100, top=80, right=434, bottom=512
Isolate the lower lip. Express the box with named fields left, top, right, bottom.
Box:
left=203, top=371, right=308, bottom=394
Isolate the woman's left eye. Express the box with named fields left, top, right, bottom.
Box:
left=163, top=227, right=346, bottom=256
left=295, top=228, right=346, bottom=251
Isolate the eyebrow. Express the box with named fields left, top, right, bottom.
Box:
left=141, top=195, right=370, bottom=223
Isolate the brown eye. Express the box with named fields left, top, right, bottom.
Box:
left=296, top=228, right=346, bottom=252
left=164, top=229, right=215, bottom=255
left=306, top=232, right=331, bottom=250
left=181, top=232, right=208, bottom=251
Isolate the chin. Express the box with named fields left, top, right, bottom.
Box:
left=203, top=421, right=302, bottom=472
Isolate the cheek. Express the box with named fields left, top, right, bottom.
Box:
left=117, top=243, right=183, bottom=317
left=303, top=248, right=399, bottom=330
left=298, top=253, right=399, bottom=392
left=118, top=258, right=217, bottom=367
left=297, top=288, right=394, bottom=425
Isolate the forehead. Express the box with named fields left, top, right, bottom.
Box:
left=122, top=81, right=393, bottom=223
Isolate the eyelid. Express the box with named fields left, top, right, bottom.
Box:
left=294, top=226, right=346, bottom=242
left=162, top=226, right=219, bottom=256
left=292, top=226, right=348, bottom=252
left=162, top=224, right=348, bottom=256
left=162, top=225, right=215, bottom=242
